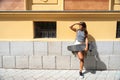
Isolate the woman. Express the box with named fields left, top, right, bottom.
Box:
left=69, top=22, right=89, bottom=78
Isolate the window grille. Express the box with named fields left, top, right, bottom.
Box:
left=34, top=21, right=56, bottom=38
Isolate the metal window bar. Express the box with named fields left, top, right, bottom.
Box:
left=40, top=30, right=56, bottom=38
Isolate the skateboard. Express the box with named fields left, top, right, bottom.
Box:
left=67, top=44, right=86, bottom=52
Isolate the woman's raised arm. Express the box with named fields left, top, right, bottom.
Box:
left=69, top=23, right=79, bottom=32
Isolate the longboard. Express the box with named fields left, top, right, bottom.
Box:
left=67, top=44, right=86, bottom=52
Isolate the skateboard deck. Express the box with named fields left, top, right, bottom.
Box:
left=67, top=44, right=86, bottom=52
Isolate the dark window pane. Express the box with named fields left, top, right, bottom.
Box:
left=116, top=21, right=120, bottom=38
left=34, top=21, right=56, bottom=38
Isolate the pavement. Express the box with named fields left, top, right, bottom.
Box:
left=0, top=68, right=120, bottom=80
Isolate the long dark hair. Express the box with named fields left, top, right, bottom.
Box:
left=79, top=22, right=88, bottom=37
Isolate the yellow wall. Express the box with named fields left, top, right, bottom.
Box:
left=57, top=21, right=116, bottom=41
left=0, top=21, right=117, bottom=41
left=0, top=21, right=33, bottom=39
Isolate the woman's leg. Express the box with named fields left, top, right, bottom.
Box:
left=77, top=51, right=84, bottom=72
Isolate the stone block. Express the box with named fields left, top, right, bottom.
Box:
left=3, top=56, right=15, bottom=68
left=84, top=56, right=96, bottom=70
left=96, top=55, right=109, bottom=70
left=48, top=41, right=61, bottom=56
left=62, top=41, right=74, bottom=56
left=0, top=56, right=2, bottom=68
left=11, top=41, right=33, bottom=56
left=0, top=41, right=10, bottom=56
left=95, top=41, right=113, bottom=55
left=16, top=56, right=29, bottom=69
left=87, top=41, right=97, bottom=56
left=113, top=41, right=120, bottom=55
left=29, top=56, right=42, bottom=69
left=71, top=56, right=79, bottom=69
left=56, top=56, right=70, bottom=69
left=43, top=56, right=55, bottom=69
left=34, top=42, right=47, bottom=56
left=108, top=55, right=120, bottom=70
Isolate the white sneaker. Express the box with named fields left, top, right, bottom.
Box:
left=79, top=75, right=84, bottom=79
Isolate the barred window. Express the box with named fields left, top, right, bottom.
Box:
left=34, top=21, right=56, bottom=38
left=116, top=21, right=120, bottom=38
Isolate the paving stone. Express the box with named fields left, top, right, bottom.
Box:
left=71, top=56, right=79, bottom=69
left=36, top=77, right=46, bottom=80
left=48, top=41, right=61, bottom=56
left=4, top=77, right=14, bottom=80
left=16, top=56, right=29, bottom=69
left=86, top=71, right=102, bottom=80
left=25, top=77, right=35, bottom=80
left=3, top=56, right=15, bottom=68
left=106, top=71, right=117, bottom=80
left=0, top=41, right=10, bottom=56
left=83, top=70, right=94, bottom=80
left=11, top=41, right=33, bottom=56
left=29, top=56, right=42, bottom=69
left=34, top=42, right=47, bottom=56
left=4, top=69, right=16, bottom=76
left=46, top=77, right=56, bottom=80
left=45, top=70, right=59, bottom=78
left=13, top=76, right=24, bottom=80
left=0, top=69, right=119, bottom=80
left=114, top=71, right=120, bottom=80
left=62, top=70, right=75, bottom=79
left=84, top=56, right=96, bottom=70
left=56, top=56, right=70, bottom=69
left=22, top=71, right=35, bottom=79
left=96, top=71, right=108, bottom=80
left=61, top=41, right=73, bottom=56
left=66, top=77, right=77, bottom=80
left=96, top=55, right=109, bottom=70
left=52, top=70, right=68, bottom=79
left=40, top=70, right=52, bottom=78
left=33, top=71, right=45, bottom=79
left=109, top=55, right=120, bottom=69
left=43, top=56, right=56, bottom=69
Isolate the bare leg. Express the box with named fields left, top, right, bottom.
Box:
left=77, top=51, right=84, bottom=72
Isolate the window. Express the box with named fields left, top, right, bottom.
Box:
left=116, top=21, right=120, bottom=38
left=34, top=21, right=56, bottom=38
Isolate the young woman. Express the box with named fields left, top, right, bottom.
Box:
left=69, top=22, right=89, bottom=78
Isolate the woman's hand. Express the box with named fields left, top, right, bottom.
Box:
left=69, top=23, right=80, bottom=32
left=84, top=47, right=88, bottom=52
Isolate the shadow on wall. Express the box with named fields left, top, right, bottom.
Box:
left=83, top=34, right=107, bottom=74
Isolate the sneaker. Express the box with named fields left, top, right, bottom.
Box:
left=79, top=71, right=84, bottom=79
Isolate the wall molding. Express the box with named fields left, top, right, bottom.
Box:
left=0, top=11, right=120, bottom=21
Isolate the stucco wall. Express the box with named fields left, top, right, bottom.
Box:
left=0, top=21, right=117, bottom=41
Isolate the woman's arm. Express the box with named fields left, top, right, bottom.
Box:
left=84, top=36, right=89, bottom=52
left=69, top=23, right=79, bottom=32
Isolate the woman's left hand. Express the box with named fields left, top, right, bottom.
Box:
left=84, top=47, right=88, bottom=52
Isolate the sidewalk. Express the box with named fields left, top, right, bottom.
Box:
left=0, top=68, right=120, bottom=80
